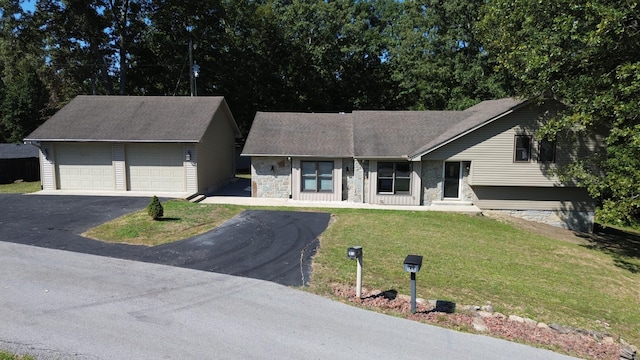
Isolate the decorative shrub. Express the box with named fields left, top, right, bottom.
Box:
left=147, top=195, right=164, bottom=220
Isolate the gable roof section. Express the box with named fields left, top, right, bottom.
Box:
left=242, top=112, right=354, bottom=157
left=25, top=96, right=241, bottom=143
left=241, top=97, right=530, bottom=159
left=408, top=97, right=529, bottom=159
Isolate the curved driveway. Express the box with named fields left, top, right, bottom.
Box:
left=0, top=194, right=330, bottom=286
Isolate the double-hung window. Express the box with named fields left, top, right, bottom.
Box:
left=514, top=135, right=532, bottom=162
left=301, top=161, right=333, bottom=192
left=377, top=162, right=411, bottom=194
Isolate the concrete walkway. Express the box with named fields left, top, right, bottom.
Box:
left=205, top=177, right=482, bottom=213
left=33, top=177, right=482, bottom=214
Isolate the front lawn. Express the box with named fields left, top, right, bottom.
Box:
left=0, top=181, right=40, bottom=193
left=85, top=200, right=640, bottom=350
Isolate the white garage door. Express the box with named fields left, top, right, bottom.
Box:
left=127, top=144, right=185, bottom=191
left=56, top=143, right=114, bottom=190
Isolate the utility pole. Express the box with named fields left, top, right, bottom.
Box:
left=189, top=39, right=194, bottom=97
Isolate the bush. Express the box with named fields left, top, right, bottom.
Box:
left=146, top=195, right=164, bottom=220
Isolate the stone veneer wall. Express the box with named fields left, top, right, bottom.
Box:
left=491, top=209, right=595, bottom=233
left=461, top=161, right=475, bottom=202
left=251, top=157, right=290, bottom=198
left=422, top=160, right=442, bottom=205
left=348, top=159, right=365, bottom=203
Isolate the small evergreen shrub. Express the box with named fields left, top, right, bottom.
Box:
left=147, top=195, right=164, bottom=220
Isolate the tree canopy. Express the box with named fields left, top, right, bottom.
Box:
left=480, top=0, right=640, bottom=226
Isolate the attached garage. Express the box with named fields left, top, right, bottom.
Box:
left=56, top=143, right=114, bottom=190
left=126, top=144, right=185, bottom=191
left=25, top=96, right=242, bottom=195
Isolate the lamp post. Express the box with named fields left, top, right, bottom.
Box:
left=188, top=40, right=200, bottom=96
left=192, top=62, right=200, bottom=96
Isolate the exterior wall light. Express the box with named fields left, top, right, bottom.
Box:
left=185, top=150, right=192, bottom=161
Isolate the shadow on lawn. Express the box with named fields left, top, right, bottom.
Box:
left=577, top=224, right=640, bottom=273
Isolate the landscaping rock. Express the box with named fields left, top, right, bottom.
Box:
left=508, top=315, right=524, bottom=323
left=493, top=312, right=506, bottom=319
left=549, top=323, right=570, bottom=334
left=472, top=317, right=489, bottom=332
left=481, top=305, right=494, bottom=313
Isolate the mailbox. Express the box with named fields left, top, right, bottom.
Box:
left=347, top=246, right=363, bottom=260
left=403, top=255, right=423, bottom=273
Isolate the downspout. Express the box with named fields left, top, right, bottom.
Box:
left=288, top=157, right=292, bottom=199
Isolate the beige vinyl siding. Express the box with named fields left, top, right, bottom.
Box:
left=126, top=143, right=184, bottom=191
left=473, top=186, right=595, bottom=211
left=40, top=144, right=55, bottom=190
left=112, top=144, right=126, bottom=191
left=292, top=158, right=342, bottom=201
left=56, top=143, right=114, bottom=190
left=424, top=104, right=563, bottom=187
left=368, top=160, right=421, bottom=205
left=195, top=107, right=237, bottom=193
left=184, top=145, right=197, bottom=193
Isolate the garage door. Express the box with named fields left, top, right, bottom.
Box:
left=127, top=144, right=185, bottom=191
left=56, top=143, right=114, bottom=190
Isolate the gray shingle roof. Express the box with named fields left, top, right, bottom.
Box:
left=0, top=143, right=39, bottom=159
left=25, top=96, right=241, bottom=142
left=241, top=97, right=529, bottom=159
left=241, top=112, right=354, bottom=157
left=353, top=111, right=470, bottom=158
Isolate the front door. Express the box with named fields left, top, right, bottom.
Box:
left=443, top=162, right=461, bottom=199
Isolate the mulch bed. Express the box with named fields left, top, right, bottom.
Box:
left=332, top=284, right=624, bottom=360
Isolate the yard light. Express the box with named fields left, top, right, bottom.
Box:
left=347, top=246, right=363, bottom=298
left=403, top=254, right=423, bottom=313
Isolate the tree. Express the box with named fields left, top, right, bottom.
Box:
left=146, top=195, right=164, bottom=220
left=0, top=0, right=51, bottom=142
left=480, top=0, right=640, bottom=226
left=384, top=0, right=512, bottom=111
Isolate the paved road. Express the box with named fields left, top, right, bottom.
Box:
left=0, top=194, right=330, bottom=286
left=0, top=241, right=578, bottom=360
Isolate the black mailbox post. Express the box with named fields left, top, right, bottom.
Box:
left=403, top=255, right=423, bottom=313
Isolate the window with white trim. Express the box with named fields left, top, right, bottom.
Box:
left=301, top=161, right=333, bottom=192
left=377, top=162, right=411, bottom=194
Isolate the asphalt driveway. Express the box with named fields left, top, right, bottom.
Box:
left=0, top=194, right=330, bottom=286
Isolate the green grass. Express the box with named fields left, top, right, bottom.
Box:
left=86, top=202, right=640, bottom=345
left=311, top=209, right=640, bottom=339
left=0, top=351, right=35, bottom=360
left=0, top=181, right=40, bottom=193
left=84, top=200, right=245, bottom=246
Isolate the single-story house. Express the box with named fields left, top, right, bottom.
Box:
left=0, top=143, right=39, bottom=184
left=241, top=98, right=599, bottom=232
left=24, top=96, right=241, bottom=195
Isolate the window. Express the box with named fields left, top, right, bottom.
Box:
left=514, top=135, right=532, bottom=162
left=377, top=162, right=411, bottom=194
left=538, top=139, right=556, bottom=163
left=301, top=161, right=333, bottom=192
